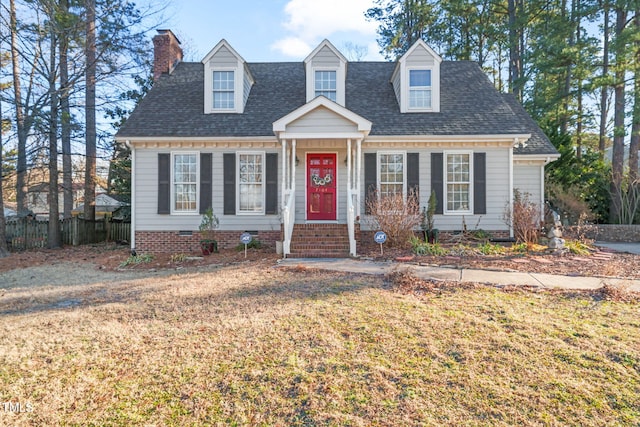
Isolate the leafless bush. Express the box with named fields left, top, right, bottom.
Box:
left=365, top=189, right=420, bottom=248
left=503, top=190, right=541, bottom=245
left=563, top=212, right=597, bottom=243
left=546, top=182, right=594, bottom=225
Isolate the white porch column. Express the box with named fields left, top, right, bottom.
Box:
left=347, top=139, right=352, bottom=191
left=356, top=138, right=362, bottom=219
left=291, top=139, right=297, bottom=193
left=281, top=139, right=287, bottom=209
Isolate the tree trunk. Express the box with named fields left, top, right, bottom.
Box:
left=610, top=7, right=627, bottom=223
left=0, top=53, right=9, bottom=258
left=85, top=0, right=97, bottom=240
left=508, top=0, right=523, bottom=101
left=48, top=23, right=61, bottom=249
left=10, top=0, right=28, bottom=214
left=599, top=0, right=610, bottom=156
left=560, top=0, right=574, bottom=136
left=628, top=3, right=640, bottom=223
left=575, top=0, right=583, bottom=159
left=60, top=0, right=73, bottom=220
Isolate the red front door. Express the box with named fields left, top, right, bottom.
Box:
left=307, top=153, right=337, bottom=220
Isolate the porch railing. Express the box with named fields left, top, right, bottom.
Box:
left=347, top=190, right=357, bottom=256
left=282, top=190, right=295, bottom=257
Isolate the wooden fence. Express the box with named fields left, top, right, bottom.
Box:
left=5, top=217, right=131, bottom=250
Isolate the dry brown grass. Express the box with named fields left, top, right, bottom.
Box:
left=1, top=262, right=639, bottom=426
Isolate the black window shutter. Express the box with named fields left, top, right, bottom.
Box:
left=473, top=152, right=486, bottom=215
left=158, top=153, right=170, bottom=214
left=223, top=153, right=236, bottom=215
left=265, top=153, right=278, bottom=214
left=364, top=153, right=377, bottom=214
left=199, top=153, right=212, bottom=214
left=431, top=153, right=443, bottom=214
left=407, top=153, right=419, bottom=202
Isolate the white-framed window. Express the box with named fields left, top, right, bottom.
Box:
left=213, top=70, right=235, bottom=110
left=445, top=151, right=472, bottom=214
left=172, top=152, right=198, bottom=213
left=315, top=70, right=337, bottom=102
left=378, top=152, right=406, bottom=199
left=237, top=152, right=264, bottom=214
left=409, top=69, right=432, bottom=109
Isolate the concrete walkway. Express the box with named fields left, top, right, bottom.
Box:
left=278, top=258, right=640, bottom=292
left=595, top=241, right=640, bottom=255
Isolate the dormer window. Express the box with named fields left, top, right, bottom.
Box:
left=304, top=40, right=347, bottom=106
left=213, top=70, right=235, bottom=109
left=409, top=69, right=431, bottom=109
left=202, top=39, right=254, bottom=114
left=315, top=70, right=337, bottom=102
left=391, top=39, right=442, bottom=113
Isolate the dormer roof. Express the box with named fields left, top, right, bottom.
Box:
left=303, top=39, right=348, bottom=65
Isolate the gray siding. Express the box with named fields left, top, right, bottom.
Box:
left=311, top=46, right=340, bottom=67
left=243, top=71, right=252, bottom=107
left=208, top=45, right=238, bottom=67
left=287, top=107, right=358, bottom=134
left=392, top=70, right=401, bottom=105
left=135, top=148, right=281, bottom=232
left=514, top=163, right=543, bottom=207
left=359, top=147, right=511, bottom=231
left=405, top=44, right=436, bottom=66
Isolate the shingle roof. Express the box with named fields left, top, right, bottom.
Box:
left=116, top=60, right=557, bottom=155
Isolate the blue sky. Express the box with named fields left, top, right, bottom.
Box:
left=164, top=0, right=385, bottom=62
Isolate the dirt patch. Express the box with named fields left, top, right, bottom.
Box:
left=0, top=242, right=280, bottom=274
left=362, top=246, right=640, bottom=279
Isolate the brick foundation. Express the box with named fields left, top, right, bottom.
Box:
left=135, top=230, right=282, bottom=254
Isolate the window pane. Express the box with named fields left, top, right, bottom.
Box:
left=379, top=153, right=404, bottom=199
left=446, top=153, right=470, bottom=212
left=213, top=71, right=235, bottom=109
left=410, top=69, right=431, bottom=87
left=409, top=89, right=431, bottom=108
left=173, top=154, right=197, bottom=212
left=315, top=70, right=337, bottom=102
left=238, top=154, right=264, bottom=213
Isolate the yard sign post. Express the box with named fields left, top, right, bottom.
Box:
left=374, top=231, right=387, bottom=256
left=240, top=232, right=252, bottom=258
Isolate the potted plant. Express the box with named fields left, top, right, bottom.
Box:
left=199, top=207, right=219, bottom=255
left=421, top=190, right=438, bottom=243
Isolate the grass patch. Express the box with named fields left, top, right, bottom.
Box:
left=0, top=264, right=639, bottom=425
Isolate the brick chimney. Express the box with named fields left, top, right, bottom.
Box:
left=153, top=29, right=183, bottom=81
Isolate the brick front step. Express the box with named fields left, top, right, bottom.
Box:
left=288, top=223, right=351, bottom=258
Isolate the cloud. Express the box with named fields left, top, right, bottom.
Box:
left=272, top=0, right=378, bottom=58
left=271, top=37, right=313, bottom=58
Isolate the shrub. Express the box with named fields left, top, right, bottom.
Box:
left=565, top=240, right=590, bottom=255
left=236, top=238, right=262, bottom=251
left=503, top=190, right=541, bottom=245
left=366, top=189, right=421, bottom=248
left=410, top=237, right=448, bottom=256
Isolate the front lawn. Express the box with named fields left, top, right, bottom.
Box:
left=0, top=261, right=639, bottom=426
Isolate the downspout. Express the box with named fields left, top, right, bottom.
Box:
left=125, top=140, right=135, bottom=253
left=509, top=141, right=514, bottom=239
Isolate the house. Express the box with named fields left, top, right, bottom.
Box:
left=115, top=29, right=559, bottom=257
left=27, top=182, right=84, bottom=218
left=73, top=193, right=130, bottom=219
